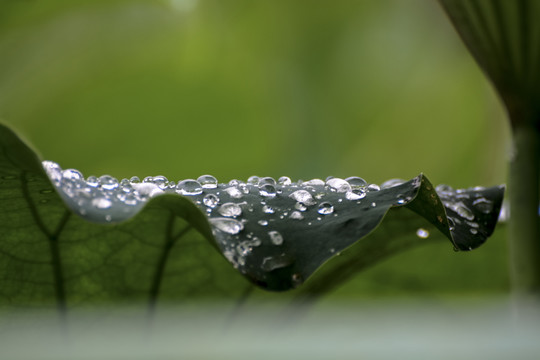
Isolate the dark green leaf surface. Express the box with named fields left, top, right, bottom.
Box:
left=0, top=123, right=504, bottom=308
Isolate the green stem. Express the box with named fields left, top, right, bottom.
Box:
left=508, top=122, right=540, bottom=296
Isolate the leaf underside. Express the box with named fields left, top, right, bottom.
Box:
left=0, top=123, right=504, bottom=309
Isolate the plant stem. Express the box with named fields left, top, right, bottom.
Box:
left=508, top=122, right=540, bottom=297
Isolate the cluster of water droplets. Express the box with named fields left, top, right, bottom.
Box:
left=42, top=160, right=500, bottom=277
left=43, top=161, right=408, bottom=275
left=434, top=183, right=498, bottom=243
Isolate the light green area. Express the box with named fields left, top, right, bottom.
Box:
left=0, top=0, right=511, bottom=298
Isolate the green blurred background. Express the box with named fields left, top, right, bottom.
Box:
left=0, top=0, right=511, bottom=298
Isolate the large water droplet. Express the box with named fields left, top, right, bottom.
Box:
left=99, top=175, right=119, bottom=191
left=176, top=179, right=203, bottom=195
left=218, top=202, right=242, bottom=217
left=472, top=197, right=493, bottom=214
left=209, top=217, right=244, bottom=235
left=345, top=189, right=366, bottom=201
left=345, top=176, right=367, bottom=189
left=326, top=178, right=351, bottom=193
left=317, top=202, right=334, bottom=215
left=416, top=228, right=430, bottom=238
left=197, top=175, right=218, bottom=189
left=289, top=190, right=316, bottom=206
left=290, top=211, right=304, bottom=220
left=268, top=230, right=283, bottom=245
left=259, top=184, right=277, bottom=198
left=203, top=194, right=219, bottom=208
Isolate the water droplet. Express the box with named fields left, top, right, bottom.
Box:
left=62, top=169, right=83, bottom=182
left=435, top=184, right=453, bottom=193
left=176, top=179, right=203, bottom=195
left=470, top=228, right=478, bottom=235
left=289, top=190, right=316, bottom=206
left=371, top=202, right=377, bottom=207
left=303, top=179, right=325, bottom=186
left=416, top=228, right=430, bottom=238
left=129, top=176, right=141, bottom=184
left=317, top=202, right=334, bottom=215
left=258, top=220, right=268, bottom=226
left=326, top=178, right=351, bottom=193
left=99, top=175, right=118, bottom=191
left=218, top=202, right=242, bottom=217
left=258, top=177, right=276, bottom=186
left=345, top=189, right=366, bottom=200
left=262, top=205, right=275, bottom=214
left=290, top=211, right=304, bottom=220
left=268, top=230, right=284, bottom=245
left=151, top=175, right=169, bottom=189
left=225, top=186, right=243, bottom=199
left=124, top=193, right=138, bottom=206
left=261, top=255, right=293, bottom=272
left=259, top=184, right=277, bottom=198
left=367, top=184, right=380, bottom=192
left=396, top=194, right=406, bottom=205
left=92, top=197, right=112, bottom=209
left=345, top=176, right=367, bottom=189
left=247, top=176, right=260, bottom=185
left=294, top=202, right=308, bottom=211
left=203, top=194, right=219, bottom=208
left=105, top=215, right=112, bottom=222
left=42, top=161, right=62, bottom=183
left=380, top=178, right=405, bottom=189
left=133, top=183, right=164, bottom=199
left=236, top=241, right=253, bottom=257
left=209, top=217, right=244, bottom=235
left=472, top=197, right=493, bottom=214
left=447, top=201, right=475, bottom=221
left=40, top=189, right=54, bottom=194
left=197, top=175, right=218, bottom=189
left=278, top=176, right=292, bottom=186
left=291, top=273, right=303, bottom=287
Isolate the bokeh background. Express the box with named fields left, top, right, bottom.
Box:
left=0, top=0, right=511, bottom=299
